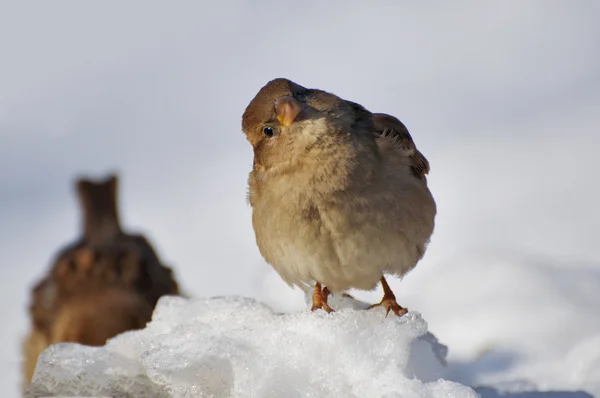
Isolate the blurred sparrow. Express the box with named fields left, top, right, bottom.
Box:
left=23, top=174, right=179, bottom=389
left=242, top=78, right=436, bottom=316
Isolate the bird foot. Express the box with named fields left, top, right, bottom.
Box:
left=368, top=276, right=408, bottom=317
left=311, top=302, right=334, bottom=313
left=368, top=297, right=407, bottom=317
left=311, top=283, right=335, bottom=313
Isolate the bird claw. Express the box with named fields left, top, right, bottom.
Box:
left=368, top=276, right=408, bottom=317
left=311, top=302, right=335, bottom=313
left=311, top=283, right=335, bottom=313
left=368, top=298, right=408, bottom=317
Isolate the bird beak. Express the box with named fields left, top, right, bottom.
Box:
left=275, top=96, right=303, bottom=127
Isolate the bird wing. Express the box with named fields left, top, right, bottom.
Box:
left=371, top=113, right=430, bottom=180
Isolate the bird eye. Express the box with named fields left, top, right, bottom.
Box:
left=263, top=127, right=274, bottom=137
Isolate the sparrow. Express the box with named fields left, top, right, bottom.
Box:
left=23, top=174, right=179, bottom=389
left=242, top=78, right=436, bottom=316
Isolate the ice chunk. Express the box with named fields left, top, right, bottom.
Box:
left=28, top=296, right=477, bottom=398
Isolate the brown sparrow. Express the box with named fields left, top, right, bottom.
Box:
left=23, top=174, right=179, bottom=389
left=242, top=78, right=436, bottom=316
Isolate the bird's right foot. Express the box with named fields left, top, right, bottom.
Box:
left=311, top=282, right=334, bottom=313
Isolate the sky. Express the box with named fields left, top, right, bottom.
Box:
left=1, top=1, right=599, bottom=396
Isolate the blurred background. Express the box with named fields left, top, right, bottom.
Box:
left=1, top=1, right=599, bottom=396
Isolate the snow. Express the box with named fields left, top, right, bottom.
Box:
left=28, top=296, right=477, bottom=398
left=260, top=253, right=600, bottom=397
left=397, top=254, right=600, bottom=397
left=28, top=284, right=600, bottom=397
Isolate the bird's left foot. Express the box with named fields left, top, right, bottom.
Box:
left=368, top=277, right=408, bottom=317
left=368, top=297, right=407, bottom=317
left=311, top=283, right=334, bottom=313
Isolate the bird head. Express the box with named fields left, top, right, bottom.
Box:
left=242, top=78, right=371, bottom=170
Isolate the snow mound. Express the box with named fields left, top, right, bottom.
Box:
left=28, top=295, right=477, bottom=398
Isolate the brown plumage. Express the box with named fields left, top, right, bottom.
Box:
left=242, top=78, right=436, bottom=315
left=22, top=174, right=179, bottom=390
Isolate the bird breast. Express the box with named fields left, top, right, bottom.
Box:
left=248, top=162, right=436, bottom=293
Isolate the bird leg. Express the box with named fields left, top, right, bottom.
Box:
left=310, top=282, right=334, bottom=313
left=368, top=277, right=408, bottom=317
